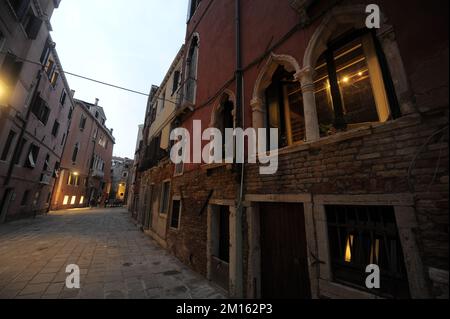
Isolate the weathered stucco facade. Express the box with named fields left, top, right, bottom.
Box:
left=0, top=0, right=75, bottom=221
left=51, top=99, right=115, bottom=211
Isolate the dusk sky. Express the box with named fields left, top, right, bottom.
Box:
left=50, top=0, right=188, bottom=158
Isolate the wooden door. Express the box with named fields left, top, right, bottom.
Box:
left=260, top=202, right=311, bottom=299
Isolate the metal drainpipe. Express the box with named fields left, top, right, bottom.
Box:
left=235, top=0, right=244, bottom=298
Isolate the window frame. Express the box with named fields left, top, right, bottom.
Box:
left=1, top=130, right=17, bottom=162
left=51, top=120, right=60, bottom=137
left=159, top=180, right=171, bottom=215
left=325, top=204, right=410, bottom=298
left=314, top=29, right=400, bottom=133
left=24, top=143, right=39, bottom=169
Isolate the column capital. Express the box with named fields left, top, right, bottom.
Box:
left=250, top=97, right=264, bottom=113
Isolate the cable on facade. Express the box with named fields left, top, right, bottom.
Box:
left=0, top=51, right=166, bottom=99
left=407, top=124, right=449, bottom=193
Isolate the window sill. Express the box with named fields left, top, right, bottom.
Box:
left=269, top=114, right=421, bottom=159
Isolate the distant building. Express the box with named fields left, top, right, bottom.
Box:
left=134, top=46, right=184, bottom=241
left=110, top=156, right=133, bottom=204
left=127, top=124, right=143, bottom=212
left=51, top=98, right=115, bottom=210
left=0, top=0, right=74, bottom=222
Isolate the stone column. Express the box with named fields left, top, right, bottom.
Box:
left=250, top=97, right=265, bottom=130
left=298, top=67, right=320, bottom=142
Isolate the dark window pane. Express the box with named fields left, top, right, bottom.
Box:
left=170, top=200, right=181, bottom=229
left=1, top=130, right=16, bottom=161
left=218, top=206, right=230, bottom=263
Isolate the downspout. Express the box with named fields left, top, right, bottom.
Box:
left=235, top=0, right=244, bottom=298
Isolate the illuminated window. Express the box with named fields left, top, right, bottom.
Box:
left=70, top=196, right=76, bottom=205
left=63, top=195, right=69, bottom=205
left=326, top=205, right=410, bottom=298
left=50, top=71, right=59, bottom=87
left=314, top=31, right=399, bottom=137
left=67, top=172, right=80, bottom=186
left=79, top=196, right=84, bottom=205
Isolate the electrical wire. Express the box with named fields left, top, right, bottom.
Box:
left=0, top=51, right=159, bottom=99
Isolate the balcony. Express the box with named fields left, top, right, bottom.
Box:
left=138, top=137, right=168, bottom=172
left=174, top=76, right=196, bottom=116
left=91, top=169, right=105, bottom=179
left=39, top=172, right=52, bottom=185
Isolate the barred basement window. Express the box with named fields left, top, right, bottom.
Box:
left=326, top=205, right=410, bottom=298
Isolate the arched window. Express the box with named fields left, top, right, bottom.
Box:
left=264, top=66, right=306, bottom=148
left=185, top=36, right=199, bottom=104
left=212, top=93, right=235, bottom=159
left=313, top=30, right=396, bottom=137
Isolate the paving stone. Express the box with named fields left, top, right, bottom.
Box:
left=0, top=208, right=226, bottom=300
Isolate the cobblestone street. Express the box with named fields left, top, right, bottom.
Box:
left=0, top=208, right=226, bottom=299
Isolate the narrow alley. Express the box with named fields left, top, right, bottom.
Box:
left=0, top=208, right=226, bottom=299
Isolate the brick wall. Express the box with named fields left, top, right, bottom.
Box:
left=139, top=161, right=239, bottom=277
left=245, top=111, right=449, bottom=277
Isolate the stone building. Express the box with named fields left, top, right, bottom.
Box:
left=135, top=0, right=448, bottom=299
left=51, top=98, right=115, bottom=210
left=110, top=156, right=133, bottom=204
left=0, top=0, right=75, bottom=222
left=134, top=46, right=185, bottom=246
left=127, top=124, right=144, bottom=213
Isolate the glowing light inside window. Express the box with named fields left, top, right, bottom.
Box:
left=370, top=239, right=380, bottom=264
left=63, top=196, right=69, bottom=205
left=71, top=196, right=76, bottom=205
left=79, top=196, right=84, bottom=205
left=345, top=234, right=354, bottom=263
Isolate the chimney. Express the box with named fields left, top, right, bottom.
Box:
left=95, top=98, right=99, bottom=105
left=70, top=90, right=75, bottom=97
